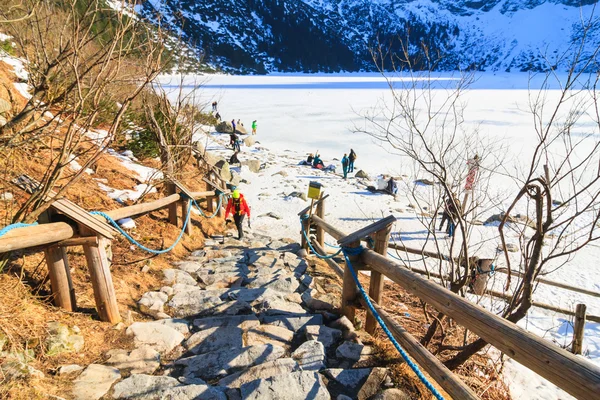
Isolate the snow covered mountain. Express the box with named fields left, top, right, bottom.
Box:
left=140, top=0, right=600, bottom=73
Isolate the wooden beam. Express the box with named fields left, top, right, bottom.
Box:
left=366, top=224, right=392, bottom=334
left=298, top=194, right=330, bottom=216
left=44, top=246, right=75, bottom=312
left=361, top=249, right=600, bottom=400
left=572, top=304, right=586, bottom=355
left=315, top=194, right=326, bottom=248
left=341, top=239, right=361, bottom=322
left=52, top=236, right=98, bottom=248
left=105, top=194, right=181, bottom=221
left=0, top=222, right=75, bottom=253
left=181, top=200, right=193, bottom=236
left=166, top=183, right=179, bottom=227
left=338, top=215, right=396, bottom=246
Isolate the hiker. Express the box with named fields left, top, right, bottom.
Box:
left=386, top=177, right=398, bottom=196
left=252, top=120, right=257, bottom=135
left=215, top=112, right=221, bottom=121
left=212, top=101, right=218, bottom=112
left=341, top=153, right=349, bottom=179
left=237, top=119, right=244, bottom=127
left=233, top=137, right=241, bottom=152
left=231, top=119, right=236, bottom=132
left=440, top=195, right=459, bottom=236
left=376, top=175, right=388, bottom=191
left=229, top=132, right=238, bottom=149
left=225, top=189, right=251, bottom=240
left=312, top=154, right=324, bottom=169
left=300, top=153, right=313, bottom=166
left=348, top=149, right=357, bottom=173
left=229, top=151, right=240, bottom=165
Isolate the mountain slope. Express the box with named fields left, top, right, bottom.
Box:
left=140, top=0, right=600, bottom=73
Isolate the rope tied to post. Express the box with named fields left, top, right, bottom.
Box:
left=300, top=214, right=343, bottom=259
left=0, top=222, right=39, bottom=238
left=300, top=215, right=445, bottom=400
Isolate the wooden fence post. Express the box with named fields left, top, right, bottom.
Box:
left=301, top=217, right=310, bottom=252
left=80, top=228, right=121, bottom=324
left=166, top=182, right=179, bottom=227
left=44, top=246, right=76, bottom=311
left=316, top=194, right=325, bottom=248
left=181, top=199, right=193, bottom=236
left=341, top=240, right=361, bottom=322
left=572, top=303, right=587, bottom=355
left=366, top=224, right=393, bottom=334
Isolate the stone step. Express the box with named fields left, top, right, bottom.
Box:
left=239, top=370, right=330, bottom=400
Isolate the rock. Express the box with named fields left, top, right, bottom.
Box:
left=259, top=212, right=283, bottom=220
left=167, top=288, right=226, bottom=318
left=304, top=325, right=342, bottom=351
left=112, top=374, right=226, bottom=399
left=186, top=327, right=244, bottom=355
left=72, top=364, right=120, bottom=400
left=272, top=170, right=288, bottom=177
left=0, top=192, right=13, bottom=201
left=175, top=344, right=285, bottom=380
left=414, top=178, right=434, bottom=186
left=163, top=269, right=197, bottom=286
left=240, top=371, right=329, bottom=400
left=254, top=296, right=307, bottom=316
left=329, top=316, right=360, bottom=342
left=322, top=368, right=389, bottom=400
left=244, top=325, right=294, bottom=348
left=291, top=340, right=325, bottom=371
left=372, top=388, right=411, bottom=400
left=244, top=136, right=256, bottom=147
left=261, top=314, right=323, bottom=332
left=236, top=125, right=248, bottom=135
left=58, top=364, right=83, bottom=376
left=247, top=274, right=300, bottom=294
left=302, top=288, right=338, bottom=311
left=355, top=170, right=370, bottom=179
left=336, top=341, right=366, bottom=362
left=218, top=358, right=298, bottom=388
left=216, top=160, right=232, bottom=182
left=287, top=191, right=307, bottom=201
left=174, top=261, right=203, bottom=275
left=502, top=243, right=519, bottom=253
left=138, top=291, right=169, bottom=319
left=105, top=346, right=160, bottom=374
left=126, top=322, right=184, bottom=354
left=46, top=322, right=84, bottom=356
left=154, top=318, right=190, bottom=336
left=297, top=248, right=308, bottom=258
left=0, top=351, right=44, bottom=380
left=193, top=314, right=260, bottom=330
left=216, top=121, right=234, bottom=133
left=247, top=159, right=261, bottom=173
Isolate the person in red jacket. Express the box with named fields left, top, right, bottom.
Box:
left=225, top=189, right=251, bottom=240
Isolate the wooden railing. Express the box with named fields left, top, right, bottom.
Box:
left=301, top=197, right=600, bottom=400
left=0, top=188, right=225, bottom=324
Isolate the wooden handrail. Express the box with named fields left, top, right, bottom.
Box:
left=0, top=222, right=75, bottom=253
left=310, top=214, right=346, bottom=241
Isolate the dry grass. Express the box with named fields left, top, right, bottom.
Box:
left=308, top=256, right=511, bottom=400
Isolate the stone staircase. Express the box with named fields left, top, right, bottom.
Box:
left=69, top=232, right=408, bottom=400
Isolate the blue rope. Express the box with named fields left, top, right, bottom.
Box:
left=300, top=215, right=342, bottom=259
left=91, top=201, right=193, bottom=254
left=341, top=246, right=445, bottom=400
left=325, top=241, right=341, bottom=249
left=191, top=194, right=224, bottom=219
left=0, top=222, right=39, bottom=237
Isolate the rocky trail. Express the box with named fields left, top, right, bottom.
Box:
left=65, top=231, right=408, bottom=400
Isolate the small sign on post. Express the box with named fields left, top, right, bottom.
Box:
left=307, top=181, right=322, bottom=200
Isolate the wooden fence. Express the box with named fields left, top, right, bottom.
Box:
left=300, top=196, right=600, bottom=400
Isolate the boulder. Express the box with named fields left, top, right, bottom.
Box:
left=163, top=269, right=197, bottom=286
left=240, top=371, right=329, bottom=400
left=371, top=388, right=411, bottom=400
left=58, top=364, right=83, bottom=376
left=138, top=291, right=170, bottom=319
left=302, top=288, right=339, bottom=311
left=105, top=346, right=160, bottom=374
left=186, top=327, right=244, bottom=355
left=355, top=170, right=369, bottom=179
left=216, top=121, right=234, bottom=133
left=244, top=136, right=256, bottom=147
left=205, top=152, right=224, bottom=167
left=236, top=124, right=248, bottom=135
left=72, top=364, right=120, bottom=400
left=336, top=341, right=366, bottom=362
left=291, top=340, right=325, bottom=371
left=175, top=344, right=285, bottom=380
left=153, top=318, right=190, bottom=336
left=247, top=159, right=261, bottom=173
left=304, top=325, right=342, bottom=351
left=218, top=358, right=298, bottom=388
left=414, top=178, right=434, bottom=186
left=167, top=288, right=226, bottom=318
left=46, top=322, right=84, bottom=356
left=261, top=314, right=323, bottom=332
left=322, top=368, right=389, bottom=400
left=244, top=325, right=294, bottom=348
left=215, top=160, right=232, bottom=182
left=112, top=374, right=227, bottom=399
left=126, top=322, right=184, bottom=354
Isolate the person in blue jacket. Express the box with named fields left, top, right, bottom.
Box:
left=341, top=153, right=349, bottom=179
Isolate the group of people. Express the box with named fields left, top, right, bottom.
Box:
left=341, top=149, right=357, bottom=179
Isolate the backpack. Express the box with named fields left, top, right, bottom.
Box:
left=233, top=198, right=242, bottom=215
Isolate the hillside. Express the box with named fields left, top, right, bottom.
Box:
left=139, top=0, right=600, bottom=73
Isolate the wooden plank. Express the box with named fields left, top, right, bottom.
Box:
left=366, top=224, right=392, bottom=334
left=182, top=200, right=193, bottom=236
left=167, top=177, right=196, bottom=200
left=44, top=246, right=75, bottom=311
left=316, top=194, right=326, bottom=248
left=338, top=215, right=396, bottom=246
left=361, top=249, right=600, bottom=400
left=52, top=236, right=98, bottom=248
left=104, top=194, right=181, bottom=221
left=203, top=177, right=227, bottom=193
left=572, top=304, right=586, bottom=355
left=298, top=194, right=330, bottom=216
left=0, top=222, right=75, bottom=253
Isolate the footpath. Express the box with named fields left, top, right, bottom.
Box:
left=67, top=231, right=408, bottom=400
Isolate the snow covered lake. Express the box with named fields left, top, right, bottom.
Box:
left=161, top=73, right=600, bottom=399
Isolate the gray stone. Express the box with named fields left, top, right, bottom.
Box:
left=218, top=358, right=298, bottom=388
left=304, top=325, right=342, bottom=351
left=160, top=286, right=174, bottom=297
left=291, top=340, right=325, bottom=371
left=261, top=314, right=323, bottom=332
left=322, top=368, right=389, bottom=400
left=105, top=346, right=160, bottom=374
left=175, top=344, right=285, bottom=380
left=336, top=341, right=368, bottom=362
left=154, top=318, right=190, bottom=336
left=126, top=322, right=184, bottom=354
left=186, top=327, right=244, bottom=355
left=236, top=124, right=248, bottom=135
left=138, top=291, right=170, bottom=319
left=302, top=288, right=338, bottom=311
left=0, top=351, right=44, bottom=380
left=112, top=374, right=225, bottom=399
left=296, top=248, right=309, bottom=258
left=163, top=269, right=198, bottom=286
left=249, top=255, right=285, bottom=269
left=216, top=160, right=232, bottom=182
left=174, top=261, right=203, bottom=275
left=193, top=314, right=260, bottom=330
left=46, top=322, right=84, bottom=356
left=0, top=192, right=13, bottom=201
left=72, top=364, right=120, bottom=400
left=247, top=159, right=261, bottom=173
left=355, top=170, right=370, bottom=179
left=329, top=316, right=360, bottom=342
left=244, top=325, right=294, bottom=348
left=372, top=388, right=411, bottom=400
left=247, top=274, right=300, bottom=294
left=167, top=288, right=226, bottom=318
left=240, top=371, right=329, bottom=400
left=216, top=121, right=234, bottom=133
left=254, top=296, right=307, bottom=316
left=57, top=364, right=83, bottom=376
